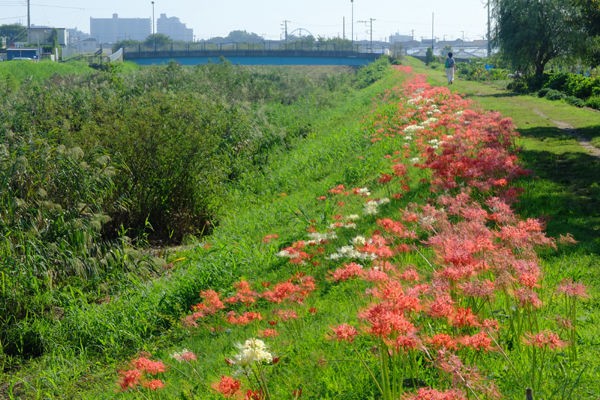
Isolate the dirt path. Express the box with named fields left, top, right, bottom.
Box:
left=532, top=108, right=600, bottom=157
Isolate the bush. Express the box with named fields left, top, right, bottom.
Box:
left=458, top=60, right=509, bottom=81
left=565, top=95, right=586, bottom=107
left=585, top=96, right=600, bottom=110
left=544, top=72, right=600, bottom=99
left=544, top=89, right=566, bottom=100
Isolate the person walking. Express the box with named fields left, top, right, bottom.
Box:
left=445, top=52, right=455, bottom=84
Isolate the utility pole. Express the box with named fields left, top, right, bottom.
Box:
left=431, top=12, right=435, bottom=54
left=357, top=18, right=374, bottom=52
left=351, top=0, right=354, bottom=49
left=27, top=0, right=30, bottom=43
left=487, top=0, right=491, bottom=57
left=282, top=20, right=290, bottom=42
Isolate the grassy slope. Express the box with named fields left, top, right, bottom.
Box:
left=4, top=59, right=600, bottom=398
left=2, top=64, right=402, bottom=399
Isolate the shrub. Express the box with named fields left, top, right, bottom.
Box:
left=585, top=96, right=600, bottom=110
left=565, top=95, right=586, bottom=107
left=544, top=89, right=566, bottom=101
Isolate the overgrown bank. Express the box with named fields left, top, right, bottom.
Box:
left=0, top=58, right=390, bottom=373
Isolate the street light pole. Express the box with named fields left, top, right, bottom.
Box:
left=151, top=1, right=155, bottom=35
left=151, top=1, right=156, bottom=52
left=351, top=0, right=354, bottom=50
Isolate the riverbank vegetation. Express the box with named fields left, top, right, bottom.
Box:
left=1, top=57, right=599, bottom=399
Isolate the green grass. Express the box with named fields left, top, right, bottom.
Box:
left=0, top=59, right=95, bottom=86
left=2, top=58, right=600, bottom=399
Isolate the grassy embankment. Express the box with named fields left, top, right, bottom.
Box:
left=3, top=57, right=599, bottom=399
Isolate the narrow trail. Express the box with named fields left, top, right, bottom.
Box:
left=532, top=108, right=600, bottom=157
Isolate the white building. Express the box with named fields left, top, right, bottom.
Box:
left=157, top=14, right=193, bottom=42
left=90, top=14, right=151, bottom=44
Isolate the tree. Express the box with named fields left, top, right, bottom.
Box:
left=425, top=47, right=434, bottom=65
left=571, top=0, right=600, bottom=66
left=0, top=24, right=27, bottom=45
left=144, top=33, right=172, bottom=50
left=492, top=0, right=583, bottom=80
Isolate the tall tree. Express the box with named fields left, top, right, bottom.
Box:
left=571, top=0, right=600, bottom=66
left=492, top=0, right=583, bottom=79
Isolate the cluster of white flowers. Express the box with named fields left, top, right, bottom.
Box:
left=355, top=187, right=371, bottom=196
left=410, top=157, right=421, bottom=165
left=234, top=338, right=273, bottom=367
left=328, top=214, right=360, bottom=230
left=403, top=124, right=424, bottom=134
left=352, top=235, right=367, bottom=246
left=428, top=138, right=441, bottom=149
left=427, top=106, right=442, bottom=116
left=329, top=222, right=357, bottom=230
left=306, top=231, right=338, bottom=243
left=422, top=117, right=438, bottom=126
left=364, top=198, right=390, bottom=215
left=276, top=249, right=296, bottom=258
left=328, top=245, right=377, bottom=261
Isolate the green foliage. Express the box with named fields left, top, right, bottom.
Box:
left=457, top=59, right=509, bottom=81
left=0, top=59, right=387, bottom=371
left=425, top=47, right=434, bottom=65
left=544, top=71, right=600, bottom=99
left=493, top=0, right=585, bottom=78
left=354, top=56, right=392, bottom=88
left=585, top=95, right=600, bottom=109
left=143, top=33, right=172, bottom=48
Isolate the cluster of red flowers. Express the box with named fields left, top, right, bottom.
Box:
left=118, top=355, right=166, bottom=391
left=182, top=273, right=316, bottom=330
left=318, top=69, right=587, bottom=398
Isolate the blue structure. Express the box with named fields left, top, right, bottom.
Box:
left=124, top=49, right=380, bottom=66
left=7, top=48, right=38, bottom=60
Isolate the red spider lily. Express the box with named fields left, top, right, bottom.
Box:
left=260, top=328, right=279, bottom=338
left=459, top=331, right=494, bottom=352
left=274, top=309, right=298, bottom=321
left=143, top=379, right=165, bottom=390
left=212, top=375, right=242, bottom=397
left=450, top=307, right=480, bottom=328
left=556, top=279, right=589, bottom=299
left=329, top=262, right=364, bottom=282
left=426, top=333, right=458, bottom=351
left=261, top=276, right=316, bottom=304
left=226, top=311, right=263, bottom=325
left=401, top=387, right=467, bottom=400
left=226, top=280, right=258, bottom=306
left=245, top=389, right=264, bottom=400
left=262, top=233, right=279, bottom=243
left=523, top=330, right=567, bottom=350
left=118, top=369, right=142, bottom=391
left=329, top=324, right=359, bottom=343
left=132, top=357, right=166, bottom=375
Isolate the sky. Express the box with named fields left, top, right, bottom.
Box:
left=0, top=0, right=489, bottom=42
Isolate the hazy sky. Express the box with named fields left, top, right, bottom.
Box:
left=0, top=0, right=489, bottom=41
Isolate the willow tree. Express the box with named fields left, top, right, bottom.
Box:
left=571, top=0, right=600, bottom=66
left=492, top=0, right=583, bottom=80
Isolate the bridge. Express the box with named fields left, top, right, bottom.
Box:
left=122, top=43, right=383, bottom=66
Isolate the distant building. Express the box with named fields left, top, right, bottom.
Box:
left=157, top=14, right=193, bottom=42
left=90, top=14, right=151, bottom=44
left=389, top=33, right=413, bottom=43
left=29, top=26, right=68, bottom=46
